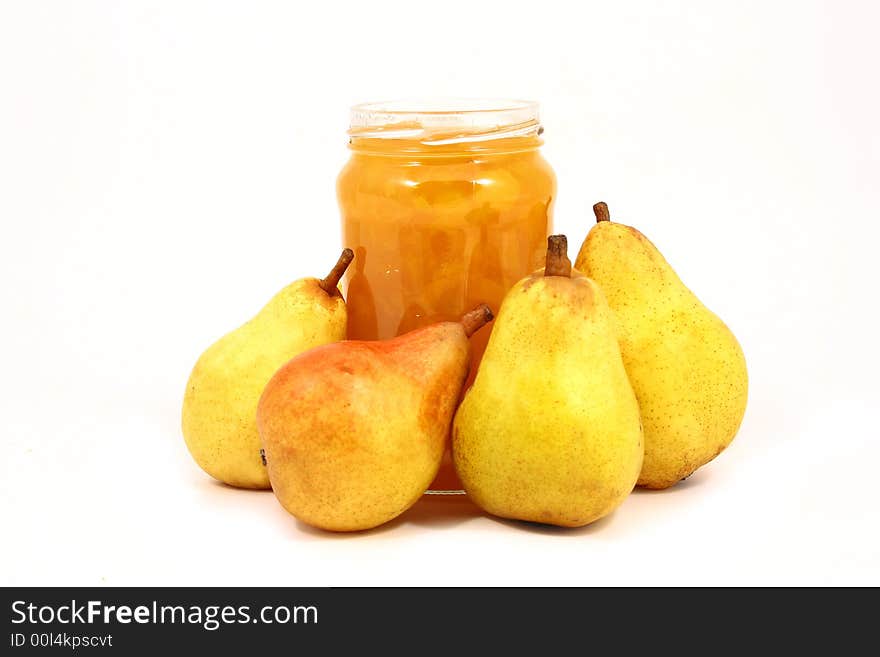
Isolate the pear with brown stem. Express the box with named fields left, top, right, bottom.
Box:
left=575, top=203, right=748, bottom=488
left=257, top=305, right=494, bottom=531
left=182, top=249, right=353, bottom=489
left=453, top=236, right=643, bottom=527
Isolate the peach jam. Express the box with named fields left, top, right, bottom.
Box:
left=337, top=100, right=555, bottom=490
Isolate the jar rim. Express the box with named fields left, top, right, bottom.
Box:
left=349, top=98, right=541, bottom=144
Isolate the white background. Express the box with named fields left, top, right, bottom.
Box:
left=2, top=1, right=878, bottom=586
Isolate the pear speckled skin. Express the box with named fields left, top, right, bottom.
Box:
left=257, top=310, right=490, bottom=532
left=575, top=205, right=748, bottom=489
left=453, top=244, right=643, bottom=528
left=182, top=256, right=350, bottom=489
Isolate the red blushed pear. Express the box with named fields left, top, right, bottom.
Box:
left=256, top=304, right=494, bottom=532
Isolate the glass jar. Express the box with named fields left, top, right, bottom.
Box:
left=337, top=99, right=556, bottom=491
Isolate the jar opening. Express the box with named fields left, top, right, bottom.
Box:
left=349, top=98, right=542, bottom=147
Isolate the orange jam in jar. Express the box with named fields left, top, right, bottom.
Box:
left=337, top=100, right=555, bottom=490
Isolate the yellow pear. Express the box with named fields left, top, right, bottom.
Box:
left=257, top=305, right=494, bottom=532
left=453, top=236, right=643, bottom=527
left=575, top=203, right=748, bottom=488
left=182, top=249, right=353, bottom=489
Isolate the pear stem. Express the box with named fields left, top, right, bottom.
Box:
left=593, top=202, right=611, bottom=223
left=544, top=235, right=571, bottom=277
left=460, top=304, right=494, bottom=338
left=319, top=248, right=355, bottom=295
